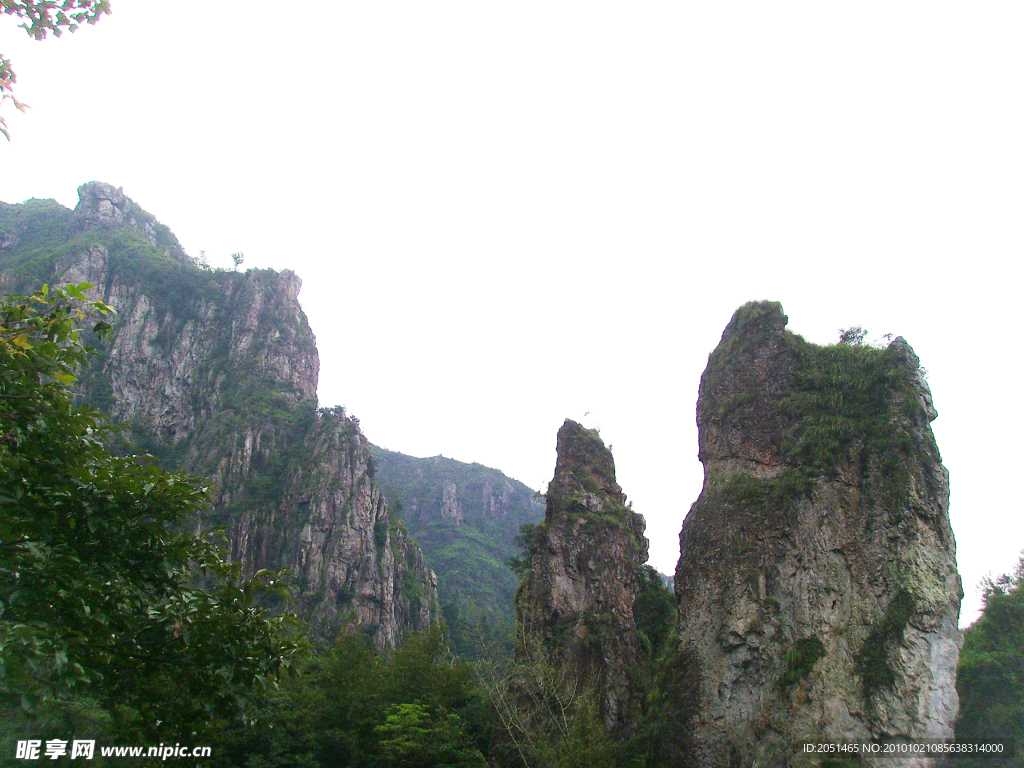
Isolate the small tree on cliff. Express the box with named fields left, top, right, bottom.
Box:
left=838, top=326, right=868, bottom=345
left=0, top=284, right=306, bottom=738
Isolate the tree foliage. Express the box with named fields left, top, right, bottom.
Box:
left=1, top=0, right=111, bottom=139
left=212, top=628, right=491, bottom=768
left=477, top=627, right=621, bottom=768
left=631, top=565, right=675, bottom=659
left=0, top=284, right=307, bottom=740
left=955, top=555, right=1024, bottom=766
left=370, top=447, right=544, bottom=662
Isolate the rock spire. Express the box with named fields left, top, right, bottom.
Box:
left=515, top=419, right=649, bottom=731
left=670, top=301, right=961, bottom=767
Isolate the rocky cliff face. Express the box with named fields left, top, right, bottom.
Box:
left=0, top=182, right=439, bottom=648
left=671, top=301, right=961, bottom=767
left=515, top=419, right=649, bottom=731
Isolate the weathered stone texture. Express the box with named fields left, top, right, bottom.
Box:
left=673, top=301, right=962, bottom=767
left=9, top=182, right=440, bottom=648
left=516, top=419, right=649, bottom=731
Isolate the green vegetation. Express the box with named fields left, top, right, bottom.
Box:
left=704, top=299, right=787, bottom=365
left=856, top=589, right=915, bottom=698
left=632, top=566, right=676, bottom=658
left=778, top=637, right=826, bottom=688
left=0, top=198, right=76, bottom=288
left=954, top=555, right=1024, bottom=766
left=507, top=521, right=543, bottom=576
left=0, top=285, right=306, bottom=745
left=2, top=0, right=111, bottom=140
left=3, top=193, right=330, bottom=539
left=706, top=302, right=932, bottom=507
left=211, top=629, right=493, bottom=768
left=480, top=629, right=622, bottom=768
left=557, top=423, right=615, bottom=487
left=718, top=468, right=814, bottom=519
left=371, top=447, right=544, bottom=660
left=625, top=646, right=701, bottom=768
left=704, top=469, right=814, bottom=567
left=782, top=338, right=927, bottom=508
left=79, top=225, right=221, bottom=323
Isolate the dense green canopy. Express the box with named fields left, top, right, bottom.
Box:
left=0, top=284, right=306, bottom=740
left=955, top=556, right=1024, bottom=765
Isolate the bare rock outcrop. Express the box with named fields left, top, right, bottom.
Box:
left=516, top=419, right=649, bottom=731
left=72, top=181, right=190, bottom=263
left=671, top=301, right=962, bottom=767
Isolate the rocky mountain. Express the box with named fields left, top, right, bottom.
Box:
left=0, top=182, right=440, bottom=648
left=370, top=446, right=545, bottom=658
left=515, top=419, right=650, bottom=732
left=2, top=185, right=969, bottom=763
left=668, top=301, right=962, bottom=767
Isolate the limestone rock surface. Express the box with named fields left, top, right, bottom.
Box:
left=671, top=301, right=962, bottom=767
left=516, top=419, right=649, bottom=731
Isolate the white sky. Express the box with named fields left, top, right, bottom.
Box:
left=2, top=1, right=1021, bottom=627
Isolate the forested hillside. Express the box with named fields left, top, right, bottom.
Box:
left=371, top=446, right=544, bottom=658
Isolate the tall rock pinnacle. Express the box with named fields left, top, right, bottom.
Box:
left=515, top=419, right=649, bottom=731
left=670, top=301, right=962, bottom=767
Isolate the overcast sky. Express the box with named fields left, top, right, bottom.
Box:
left=2, top=1, right=1021, bottom=626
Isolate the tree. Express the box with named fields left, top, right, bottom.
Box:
left=1, top=1, right=111, bottom=139
left=376, top=703, right=487, bottom=768
left=231, top=252, right=245, bottom=270
left=838, top=326, right=868, bottom=345
left=954, top=554, right=1024, bottom=766
left=477, top=627, right=620, bottom=768
left=209, top=628, right=494, bottom=768
left=0, top=284, right=307, bottom=739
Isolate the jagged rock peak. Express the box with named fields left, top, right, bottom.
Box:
left=73, top=181, right=189, bottom=264
left=670, top=301, right=961, bottom=767
left=73, top=182, right=132, bottom=228
left=720, top=297, right=788, bottom=340
left=547, top=418, right=625, bottom=509
left=516, top=418, right=648, bottom=731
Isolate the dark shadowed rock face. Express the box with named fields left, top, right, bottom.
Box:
left=516, top=419, right=649, bottom=731
left=672, top=301, right=961, bottom=767
left=0, top=182, right=440, bottom=648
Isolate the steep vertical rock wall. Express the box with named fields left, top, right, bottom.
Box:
left=672, top=301, right=961, bottom=767
left=516, top=419, right=649, bottom=731
left=0, top=182, right=439, bottom=647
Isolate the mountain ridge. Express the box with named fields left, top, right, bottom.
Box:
left=0, top=181, right=441, bottom=648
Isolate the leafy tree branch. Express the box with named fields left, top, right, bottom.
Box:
left=0, top=0, right=111, bottom=139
